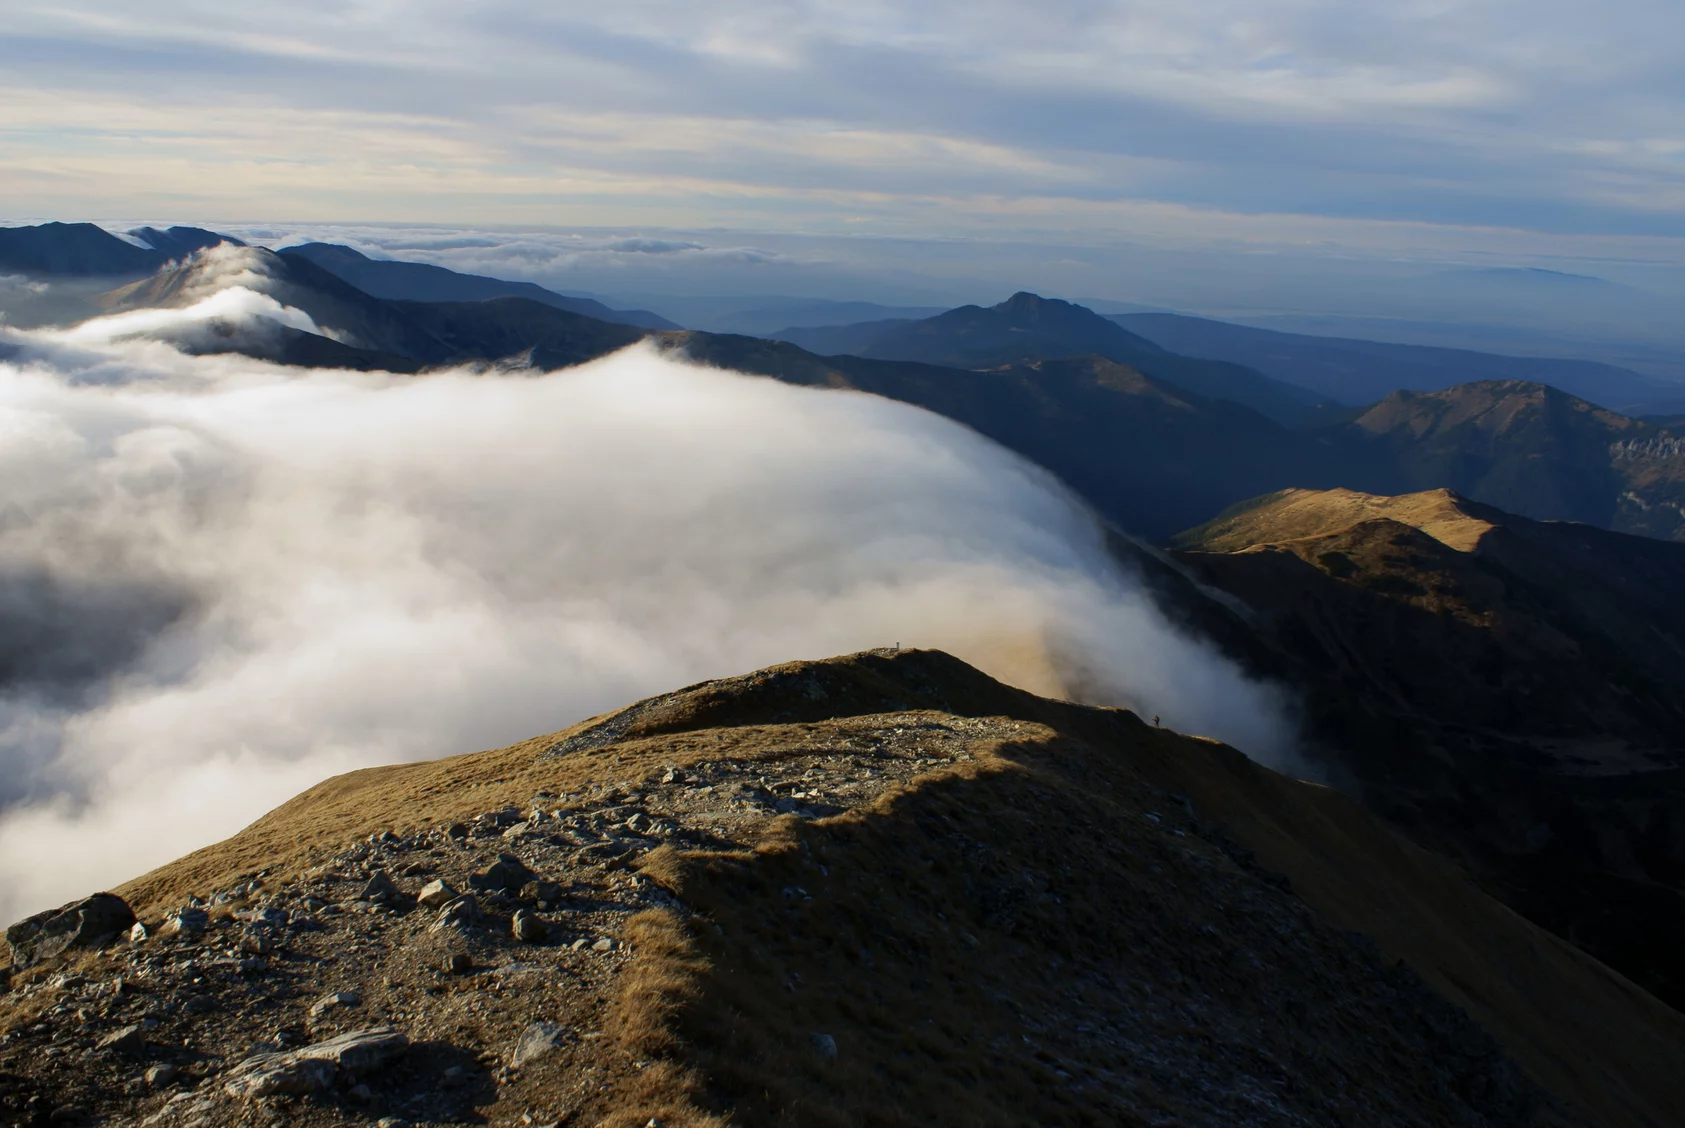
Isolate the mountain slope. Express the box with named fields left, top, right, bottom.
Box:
left=1331, top=380, right=1685, bottom=539
left=773, top=293, right=1325, bottom=424
left=0, top=222, right=165, bottom=277
left=1117, top=311, right=1675, bottom=411
left=672, top=336, right=1362, bottom=539
left=280, top=243, right=679, bottom=330
left=99, top=247, right=644, bottom=369
left=126, top=226, right=247, bottom=259
left=1171, top=487, right=1685, bottom=1010
left=7, top=649, right=1684, bottom=1127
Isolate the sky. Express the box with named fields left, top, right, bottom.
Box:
left=4, top=2, right=1685, bottom=337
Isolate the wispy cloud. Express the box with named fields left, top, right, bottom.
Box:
left=1, top=1, right=1683, bottom=252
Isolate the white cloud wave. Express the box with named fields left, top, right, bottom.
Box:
left=0, top=326, right=1293, bottom=922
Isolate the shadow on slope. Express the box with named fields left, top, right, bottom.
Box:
left=102, top=649, right=1685, bottom=1128
left=1172, top=488, right=1685, bottom=1011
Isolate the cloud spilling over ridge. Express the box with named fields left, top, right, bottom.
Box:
left=0, top=309, right=1292, bottom=921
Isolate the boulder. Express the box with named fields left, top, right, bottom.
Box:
left=158, top=907, right=209, bottom=939
left=470, top=853, right=536, bottom=894
left=309, top=990, right=360, bottom=1018
left=96, top=1024, right=147, bottom=1054
left=223, top=1028, right=408, bottom=1099
left=430, top=896, right=482, bottom=934
left=509, top=1021, right=567, bottom=1068
left=416, top=879, right=457, bottom=909
left=512, top=910, right=548, bottom=944
left=360, top=871, right=400, bottom=904
left=5, top=893, right=136, bottom=969
left=222, top=1051, right=336, bottom=1098
left=294, top=1027, right=409, bottom=1073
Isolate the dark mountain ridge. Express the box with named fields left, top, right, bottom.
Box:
left=279, top=243, right=678, bottom=330
left=773, top=292, right=1325, bottom=425
left=1117, top=310, right=1676, bottom=412
left=0, top=222, right=240, bottom=278
left=0, top=222, right=163, bottom=277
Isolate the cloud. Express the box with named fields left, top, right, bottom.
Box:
left=4, top=2, right=1685, bottom=254
left=0, top=300, right=1292, bottom=923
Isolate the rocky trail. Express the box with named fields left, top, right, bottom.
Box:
left=3, top=650, right=1683, bottom=1128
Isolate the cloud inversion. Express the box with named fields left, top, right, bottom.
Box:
left=0, top=299, right=1291, bottom=921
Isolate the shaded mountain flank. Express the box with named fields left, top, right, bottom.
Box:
left=6, top=649, right=1685, bottom=1128
left=770, top=293, right=1325, bottom=425
left=1326, top=381, right=1685, bottom=542
left=278, top=244, right=679, bottom=331
left=1166, top=486, right=1685, bottom=1011
left=0, top=223, right=238, bottom=278
left=98, top=248, right=646, bottom=373
left=1114, top=312, right=1677, bottom=413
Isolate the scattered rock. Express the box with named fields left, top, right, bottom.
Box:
left=522, top=879, right=566, bottom=904
left=127, top=921, right=148, bottom=943
left=431, top=896, right=483, bottom=934
left=417, top=878, right=458, bottom=908
left=445, top=951, right=474, bottom=975
left=512, top=910, right=549, bottom=944
left=510, top=1020, right=568, bottom=1068
left=811, top=1032, right=839, bottom=1061
left=591, top=937, right=616, bottom=952
left=471, top=852, right=537, bottom=894
left=360, top=871, right=400, bottom=904
left=145, top=1063, right=179, bottom=1088
left=4, top=893, right=136, bottom=968
left=309, top=990, right=360, bottom=1018
left=222, top=1051, right=336, bottom=1099
left=97, top=1024, right=147, bottom=1054
left=159, top=907, right=210, bottom=939
left=294, top=1026, right=410, bottom=1072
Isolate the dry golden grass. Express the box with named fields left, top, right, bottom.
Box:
left=60, top=649, right=1685, bottom=1127
left=1181, top=486, right=1497, bottom=553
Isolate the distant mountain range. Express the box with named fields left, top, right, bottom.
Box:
left=278, top=242, right=678, bottom=330
left=8, top=222, right=1685, bottom=545
left=1116, top=311, right=1675, bottom=412
left=69, top=243, right=1685, bottom=544
left=772, top=292, right=1325, bottom=425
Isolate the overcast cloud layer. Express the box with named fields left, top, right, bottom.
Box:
left=4, top=1, right=1685, bottom=272
left=0, top=285, right=1291, bottom=921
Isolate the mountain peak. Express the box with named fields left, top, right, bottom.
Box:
left=279, top=241, right=371, bottom=263
left=991, top=290, right=1097, bottom=319
left=0, top=221, right=164, bottom=277
left=126, top=226, right=246, bottom=258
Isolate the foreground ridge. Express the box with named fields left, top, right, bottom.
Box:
left=2, top=649, right=1681, bottom=1128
